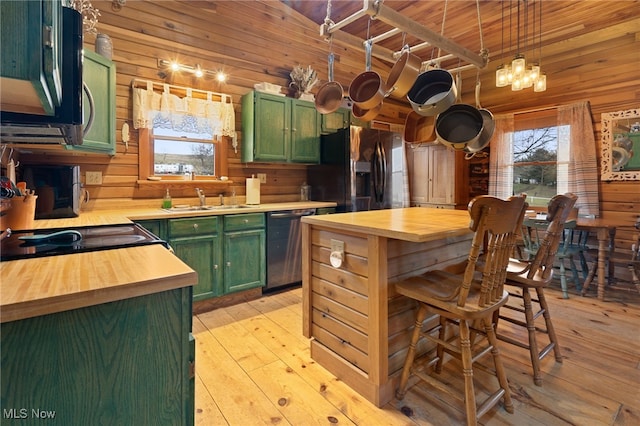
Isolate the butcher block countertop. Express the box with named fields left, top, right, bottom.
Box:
left=301, top=207, right=473, bottom=242
left=0, top=201, right=334, bottom=323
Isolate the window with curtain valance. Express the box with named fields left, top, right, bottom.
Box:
left=132, top=80, right=237, bottom=150
left=488, top=101, right=600, bottom=217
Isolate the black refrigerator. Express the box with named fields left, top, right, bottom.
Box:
left=308, top=126, right=407, bottom=212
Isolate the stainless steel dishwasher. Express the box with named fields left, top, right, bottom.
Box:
left=265, top=208, right=316, bottom=292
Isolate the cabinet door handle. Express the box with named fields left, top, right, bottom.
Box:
left=292, top=128, right=297, bottom=133
left=213, top=264, right=218, bottom=270
left=43, top=25, right=53, bottom=48
left=193, top=223, right=199, bottom=230
left=243, top=219, right=249, bottom=223
left=226, top=261, right=231, bottom=267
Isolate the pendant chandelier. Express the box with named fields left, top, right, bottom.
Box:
left=495, top=0, right=546, bottom=92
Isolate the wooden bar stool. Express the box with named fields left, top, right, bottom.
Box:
left=395, top=195, right=526, bottom=426
left=496, top=193, right=577, bottom=386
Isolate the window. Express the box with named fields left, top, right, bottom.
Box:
left=152, top=127, right=216, bottom=177
left=510, top=111, right=568, bottom=207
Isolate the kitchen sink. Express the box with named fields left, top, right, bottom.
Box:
left=162, top=205, right=252, bottom=213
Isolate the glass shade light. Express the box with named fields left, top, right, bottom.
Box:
left=496, top=65, right=509, bottom=87
left=529, top=64, right=540, bottom=81
left=523, top=69, right=533, bottom=88
left=534, top=73, right=547, bottom=92
left=511, top=55, right=526, bottom=78
left=512, top=77, right=523, bottom=91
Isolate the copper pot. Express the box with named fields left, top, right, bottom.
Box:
left=349, top=71, right=386, bottom=110
left=352, top=101, right=382, bottom=122
left=403, top=111, right=435, bottom=144
left=315, top=53, right=344, bottom=115
left=348, top=40, right=386, bottom=110
left=386, top=49, right=421, bottom=100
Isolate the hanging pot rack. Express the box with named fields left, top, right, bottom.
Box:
left=319, top=0, right=489, bottom=74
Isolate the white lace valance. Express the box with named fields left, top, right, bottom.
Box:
left=131, top=79, right=237, bottom=149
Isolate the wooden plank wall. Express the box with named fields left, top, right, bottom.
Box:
left=16, top=1, right=639, bottom=234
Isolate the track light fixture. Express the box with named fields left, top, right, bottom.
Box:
left=158, top=59, right=227, bottom=83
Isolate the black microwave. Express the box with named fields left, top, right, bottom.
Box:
left=0, top=7, right=84, bottom=146
left=21, top=165, right=81, bottom=219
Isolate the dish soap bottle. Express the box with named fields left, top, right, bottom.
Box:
left=162, top=188, right=172, bottom=209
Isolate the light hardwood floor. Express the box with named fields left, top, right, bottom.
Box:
left=193, top=282, right=640, bottom=425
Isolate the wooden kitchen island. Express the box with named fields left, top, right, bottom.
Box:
left=301, top=207, right=474, bottom=407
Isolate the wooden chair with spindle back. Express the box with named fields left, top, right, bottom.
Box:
left=394, top=194, right=527, bottom=426
left=495, top=192, right=578, bottom=386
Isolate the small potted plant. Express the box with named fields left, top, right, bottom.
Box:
left=289, top=65, right=318, bottom=100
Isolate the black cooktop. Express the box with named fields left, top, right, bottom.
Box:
left=0, top=224, right=167, bottom=261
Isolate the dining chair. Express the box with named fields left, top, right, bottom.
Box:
left=581, top=215, right=640, bottom=296
left=521, top=206, right=585, bottom=299
left=394, top=194, right=526, bottom=426
left=495, top=193, right=578, bottom=386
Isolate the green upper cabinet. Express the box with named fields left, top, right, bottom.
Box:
left=0, top=0, right=63, bottom=115
left=242, top=91, right=320, bottom=163
left=321, top=107, right=350, bottom=134
left=290, top=99, right=321, bottom=162
left=67, top=49, right=116, bottom=155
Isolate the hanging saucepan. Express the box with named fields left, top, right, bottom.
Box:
left=386, top=47, right=421, bottom=100
left=435, top=104, right=485, bottom=153
left=407, top=69, right=457, bottom=117
left=403, top=110, right=435, bottom=144
left=315, top=52, right=344, bottom=115
left=352, top=101, right=382, bottom=122
left=462, top=77, right=495, bottom=158
left=348, top=40, right=386, bottom=110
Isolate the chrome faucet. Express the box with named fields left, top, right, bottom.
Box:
left=196, top=188, right=206, bottom=207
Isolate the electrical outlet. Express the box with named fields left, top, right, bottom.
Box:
left=257, top=173, right=267, bottom=184
left=86, top=171, right=102, bottom=185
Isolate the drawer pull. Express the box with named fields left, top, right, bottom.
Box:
left=243, top=219, right=249, bottom=223
left=193, top=223, right=199, bottom=230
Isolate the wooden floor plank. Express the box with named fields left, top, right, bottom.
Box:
left=248, top=359, right=358, bottom=425
left=193, top=330, right=286, bottom=425
left=193, top=285, right=640, bottom=425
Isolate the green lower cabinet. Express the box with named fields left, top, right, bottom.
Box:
left=172, top=235, right=221, bottom=300
left=1, top=287, right=194, bottom=425
left=136, top=219, right=167, bottom=240
left=141, top=213, right=265, bottom=301
left=223, top=213, right=266, bottom=293
left=223, top=228, right=266, bottom=293
left=168, top=216, right=222, bottom=301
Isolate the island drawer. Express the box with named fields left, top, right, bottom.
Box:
left=168, top=216, right=220, bottom=237
left=223, top=213, right=265, bottom=231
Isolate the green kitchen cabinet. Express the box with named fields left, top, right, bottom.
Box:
left=223, top=213, right=266, bottom=293
left=67, top=49, right=116, bottom=155
left=0, top=0, right=63, bottom=115
left=168, top=216, right=222, bottom=301
left=135, top=219, right=167, bottom=240
left=321, top=107, right=350, bottom=134
left=1, top=287, right=194, bottom=425
left=242, top=91, right=320, bottom=163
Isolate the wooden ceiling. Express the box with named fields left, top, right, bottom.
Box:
left=282, top=0, right=640, bottom=73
